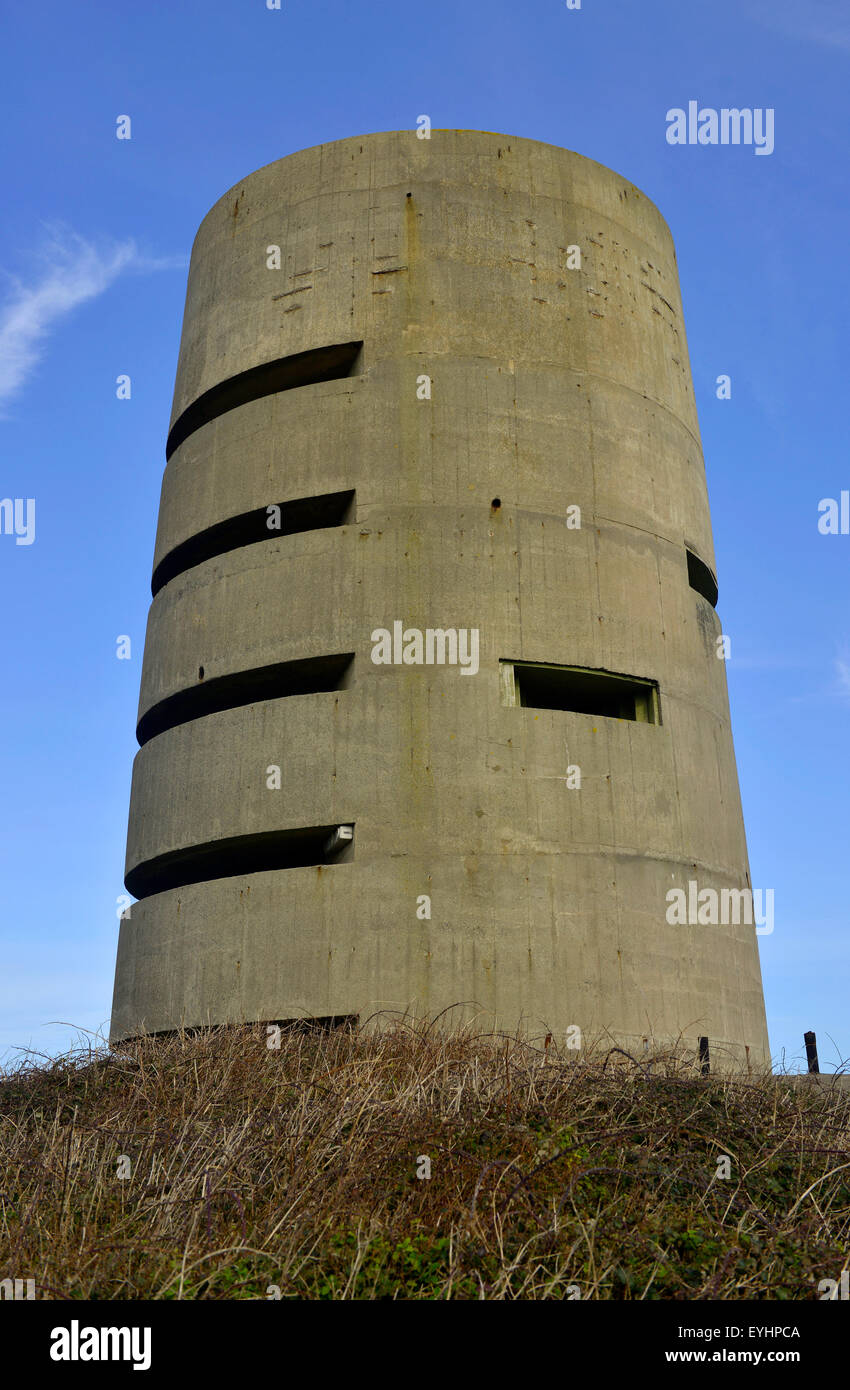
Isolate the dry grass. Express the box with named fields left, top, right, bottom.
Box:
left=1, top=1023, right=848, bottom=1299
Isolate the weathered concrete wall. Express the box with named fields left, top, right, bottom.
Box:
left=110, top=130, right=770, bottom=1066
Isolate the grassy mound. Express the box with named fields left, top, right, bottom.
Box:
left=1, top=1025, right=848, bottom=1299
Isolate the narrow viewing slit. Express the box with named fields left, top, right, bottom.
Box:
left=686, top=548, right=719, bottom=608
left=137, top=652, right=354, bottom=745
left=151, top=489, right=355, bottom=594
left=141, top=1015, right=359, bottom=1040
left=274, top=1015, right=359, bottom=1034
left=165, top=341, right=364, bottom=459
left=125, top=823, right=355, bottom=901
left=501, top=660, right=661, bottom=724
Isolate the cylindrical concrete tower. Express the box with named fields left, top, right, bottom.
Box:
left=110, top=131, right=770, bottom=1066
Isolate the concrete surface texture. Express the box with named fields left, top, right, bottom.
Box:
left=110, top=129, right=771, bottom=1067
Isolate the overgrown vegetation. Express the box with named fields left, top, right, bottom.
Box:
left=1, top=1025, right=848, bottom=1299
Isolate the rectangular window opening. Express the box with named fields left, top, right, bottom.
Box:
left=500, top=660, right=661, bottom=724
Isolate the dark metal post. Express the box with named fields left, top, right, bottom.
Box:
left=699, top=1036, right=710, bottom=1076
left=804, top=1030, right=819, bottom=1074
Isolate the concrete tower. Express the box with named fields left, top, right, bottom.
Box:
left=110, top=131, right=770, bottom=1067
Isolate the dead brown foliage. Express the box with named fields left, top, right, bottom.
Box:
left=1, top=1023, right=848, bottom=1299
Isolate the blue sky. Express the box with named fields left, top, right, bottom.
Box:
left=1, top=0, right=847, bottom=1072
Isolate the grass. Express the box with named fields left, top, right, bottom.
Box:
left=1, top=1023, right=848, bottom=1299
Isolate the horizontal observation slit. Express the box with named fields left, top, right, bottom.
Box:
left=144, top=1015, right=360, bottom=1040
left=151, top=489, right=356, bottom=595
left=125, top=824, right=355, bottom=901
left=686, top=548, right=719, bottom=608
left=165, top=341, right=364, bottom=460
left=500, top=660, right=661, bottom=724
left=137, top=652, right=354, bottom=745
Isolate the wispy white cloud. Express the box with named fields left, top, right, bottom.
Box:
left=785, top=655, right=850, bottom=705
left=0, top=226, right=185, bottom=413
left=747, top=0, right=850, bottom=51
left=836, top=656, right=850, bottom=698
